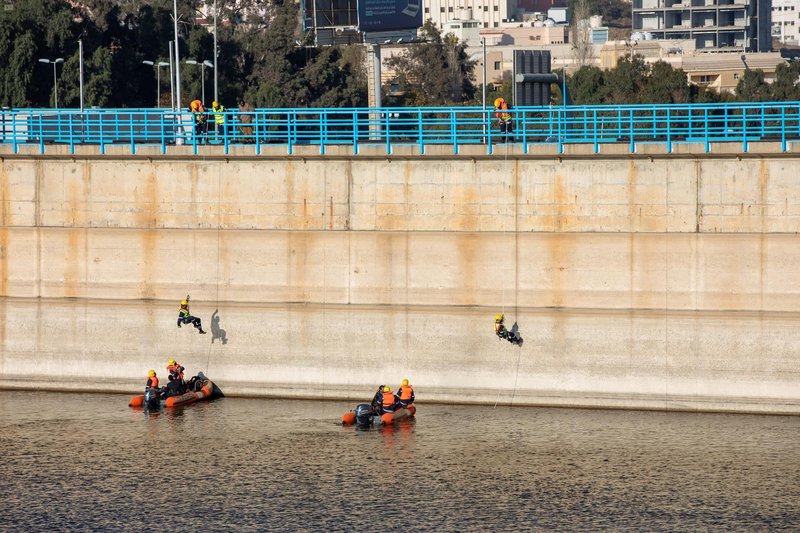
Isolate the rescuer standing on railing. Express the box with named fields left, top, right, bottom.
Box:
left=494, top=97, right=514, bottom=143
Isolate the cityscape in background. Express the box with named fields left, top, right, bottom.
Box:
left=2, top=0, right=799, bottom=109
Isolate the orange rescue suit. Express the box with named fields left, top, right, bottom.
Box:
left=146, top=375, right=159, bottom=389
left=399, top=385, right=413, bottom=401
left=382, top=391, right=396, bottom=409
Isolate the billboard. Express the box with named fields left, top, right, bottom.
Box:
left=302, top=0, right=359, bottom=31
left=357, top=0, right=422, bottom=32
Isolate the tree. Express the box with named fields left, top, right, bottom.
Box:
left=771, top=61, right=800, bottom=102
left=644, top=61, right=690, bottom=104
left=735, top=69, right=772, bottom=102
left=0, top=0, right=79, bottom=107
left=384, top=21, right=475, bottom=106
left=603, top=54, right=648, bottom=104
left=568, top=65, right=606, bottom=104
left=571, top=0, right=594, bottom=68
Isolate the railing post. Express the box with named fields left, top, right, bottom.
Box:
left=628, top=109, right=635, bottom=153
left=99, top=113, right=105, bottom=155
left=742, top=107, right=748, bottom=153
left=352, top=110, right=358, bottom=155
left=417, top=110, right=424, bottom=155
left=704, top=108, right=710, bottom=153
left=320, top=110, right=326, bottom=156
left=592, top=110, right=598, bottom=154
left=781, top=106, right=786, bottom=153
left=129, top=113, right=136, bottom=154
left=451, top=109, right=458, bottom=155
left=160, top=113, right=166, bottom=155
left=666, top=108, right=672, bottom=154
left=68, top=113, right=74, bottom=154
left=38, top=114, right=45, bottom=154
left=385, top=111, right=391, bottom=155
left=557, top=108, right=563, bottom=154
left=11, top=113, right=18, bottom=154
left=521, top=110, right=528, bottom=154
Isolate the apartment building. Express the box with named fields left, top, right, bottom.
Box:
left=632, top=0, right=772, bottom=52
left=772, top=0, right=799, bottom=45
left=423, top=0, right=517, bottom=29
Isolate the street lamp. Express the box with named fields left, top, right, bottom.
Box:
left=38, top=57, right=65, bottom=108
left=143, top=60, right=171, bottom=107
left=185, top=59, right=214, bottom=104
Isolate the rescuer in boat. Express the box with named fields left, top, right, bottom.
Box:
left=375, top=386, right=398, bottom=415
left=177, top=295, right=207, bottom=334
left=495, top=314, right=522, bottom=345
left=165, top=358, right=187, bottom=396
left=145, top=370, right=159, bottom=392
left=397, top=379, right=415, bottom=408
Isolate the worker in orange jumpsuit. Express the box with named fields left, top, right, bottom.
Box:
left=145, top=369, right=159, bottom=392
left=397, top=379, right=415, bottom=408
left=493, top=97, right=514, bottom=143
left=166, top=358, right=187, bottom=395
left=375, top=385, right=398, bottom=415
left=189, top=99, right=207, bottom=143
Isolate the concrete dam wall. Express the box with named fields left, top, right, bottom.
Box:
left=1, top=143, right=799, bottom=414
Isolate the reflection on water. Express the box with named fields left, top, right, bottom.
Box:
left=1, top=391, right=799, bottom=531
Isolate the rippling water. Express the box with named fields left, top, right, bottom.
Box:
left=1, top=391, right=799, bottom=531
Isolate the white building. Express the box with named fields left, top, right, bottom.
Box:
left=772, top=0, right=800, bottom=45
left=423, top=0, right=517, bottom=29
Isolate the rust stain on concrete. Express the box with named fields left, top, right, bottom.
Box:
left=627, top=160, right=638, bottom=232
left=64, top=228, right=85, bottom=298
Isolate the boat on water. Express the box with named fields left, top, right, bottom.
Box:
left=341, top=403, right=416, bottom=428
left=129, top=372, right=222, bottom=409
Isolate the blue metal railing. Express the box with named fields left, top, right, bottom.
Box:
left=1, top=102, right=799, bottom=155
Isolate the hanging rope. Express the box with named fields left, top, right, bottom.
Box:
left=205, top=163, right=223, bottom=374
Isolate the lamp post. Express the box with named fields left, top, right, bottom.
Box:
left=78, top=40, right=84, bottom=110
left=173, top=0, right=181, bottom=110
left=185, top=59, right=214, bottom=104
left=142, top=60, right=171, bottom=107
left=213, top=0, right=219, bottom=104
left=38, top=58, right=65, bottom=108
left=169, top=41, right=176, bottom=110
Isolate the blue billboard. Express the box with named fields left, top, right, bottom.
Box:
left=357, top=0, right=422, bottom=32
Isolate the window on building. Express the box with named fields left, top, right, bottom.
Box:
left=733, top=73, right=739, bottom=80
left=440, top=7, right=444, bottom=11
left=493, top=21, right=498, bottom=26
left=425, top=7, right=429, bottom=12
left=494, top=61, right=501, bottom=69
left=448, top=6, right=453, bottom=11
left=493, top=5, right=498, bottom=10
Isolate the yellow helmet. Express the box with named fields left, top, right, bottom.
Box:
left=212, top=100, right=219, bottom=107
left=383, top=386, right=390, bottom=393
left=402, top=379, right=409, bottom=386
left=494, top=97, right=504, bottom=108
left=148, top=369, right=156, bottom=377
left=495, top=314, right=504, bottom=321
left=181, top=300, right=187, bottom=306
left=168, top=359, right=176, bottom=366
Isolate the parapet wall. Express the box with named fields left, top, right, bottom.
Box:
left=1, top=143, right=799, bottom=413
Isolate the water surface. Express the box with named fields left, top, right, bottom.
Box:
left=1, top=391, right=798, bottom=531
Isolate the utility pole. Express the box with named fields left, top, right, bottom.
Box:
left=213, top=0, right=218, bottom=103
left=173, top=0, right=181, bottom=110
left=78, top=40, right=84, bottom=111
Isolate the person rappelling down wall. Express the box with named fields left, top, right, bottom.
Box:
left=177, top=295, right=206, bottom=334
left=495, top=314, right=523, bottom=346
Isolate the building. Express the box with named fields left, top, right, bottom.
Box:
left=632, top=0, right=772, bottom=53
left=423, top=0, right=516, bottom=29
left=772, top=0, right=800, bottom=45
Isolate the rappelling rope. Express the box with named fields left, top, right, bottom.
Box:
left=205, top=162, right=222, bottom=374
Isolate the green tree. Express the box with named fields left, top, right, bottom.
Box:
left=385, top=21, right=475, bottom=106
left=0, top=0, right=78, bottom=106
left=603, top=54, right=648, bottom=104
left=735, top=69, right=772, bottom=101
left=644, top=61, right=690, bottom=103
left=771, top=62, right=800, bottom=101
left=568, top=65, right=606, bottom=104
